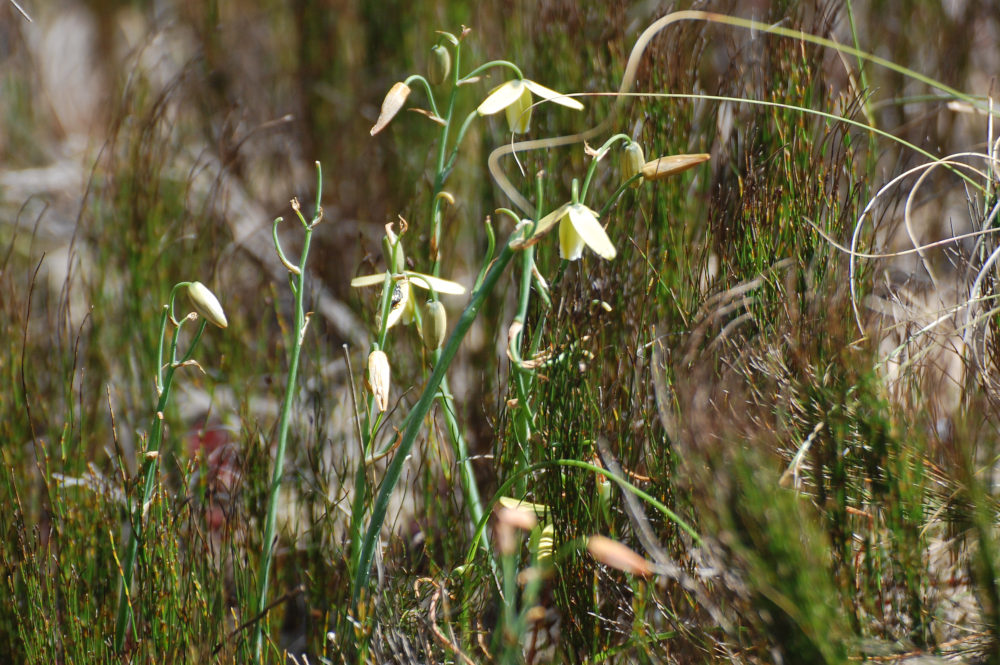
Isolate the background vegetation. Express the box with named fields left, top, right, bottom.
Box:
left=2, top=0, right=1000, bottom=662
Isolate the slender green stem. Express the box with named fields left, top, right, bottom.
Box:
left=253, top=164, right=322, bottom=660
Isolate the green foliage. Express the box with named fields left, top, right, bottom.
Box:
left=3, top=1, right=1000, bottom=663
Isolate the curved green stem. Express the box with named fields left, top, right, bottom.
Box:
left=403, top=74, right=440, bottom=118
left=461, top=59, right=523, bottom=83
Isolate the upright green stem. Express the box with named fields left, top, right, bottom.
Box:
left=253, top=164, right=322, bottom=660
left=353, top=242, right=516, bottom=605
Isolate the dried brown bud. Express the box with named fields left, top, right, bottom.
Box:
left=370, top=82, right=411, bottom=136
left=641, top=153, right=710, bottom=181
left=587, top=535, right=653, bottom=578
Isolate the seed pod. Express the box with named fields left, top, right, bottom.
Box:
left=367, top=349, right=391, bottom=412
left=428, top=45, right=451, bottom=85
left=187, top=282, right=228, bottom=329
left=381, top=227, right=406, bottom=274
left=621, top=142, right=645, bottom=188
left=420, top=300, right=447, bottom=350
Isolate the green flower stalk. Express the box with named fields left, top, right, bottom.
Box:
left=114, top=280, right=225, bottom=651
left=252, top=163, right=323, bottom=660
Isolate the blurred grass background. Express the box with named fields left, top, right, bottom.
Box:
left=2, top=0, right=1000, bottom=662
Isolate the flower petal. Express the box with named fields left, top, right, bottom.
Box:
left=559, top=217, right=586, bottom=260
left=505, top=84, right=533, bottom=133
left=405, top=272, right=466, bottom=295
left=567, top=204, right=616, bottom=259
left=350, top=272, right=392, bottom=288
left=513, top=202, right=570, bottom=250
left=477, top=80, right=524, bottom=116
left=523, top=79, right=584, bottom=110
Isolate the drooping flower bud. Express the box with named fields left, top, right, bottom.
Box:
left=621, top=142, right=645, bottom=189
left=370, top=82, right=411, bottom=136
left=187, top=282, right=228, bottom=329
left=420, top=300, right=447, bottom=350
left=428, top=45, right=451, bottom=85
left=367, top=349, right=391, bottom=412
left=587, top=535, right=653, bottom=578
left=641, top=153, right=711, bottom=181
left=381, top=225, right=406, bottom=274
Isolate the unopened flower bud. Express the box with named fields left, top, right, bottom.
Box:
left=420, top=300, right=447, bottom=350
left=531, top=523, right=555, bottom=563
left=367, top=350, right=391, bottom=412
left=621, top=142, right=645, bottom=188
left=187, top=282, right=228, bottom=329
left=381, top=226, right=406, bottom=274
left=641, top=153, right=710, bottom=181
left=370, top=82, right=411, bottom=136
left=587, top=535, right=652, bottom=578
left=428, top=45, right=451, bottom=85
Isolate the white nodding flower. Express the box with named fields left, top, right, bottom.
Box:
left=367, top=350, right=391, bottom=412
left=477, top=78, right=583, bottom=134
left=519, top=202, right=616, bottom=261
left=187, top=282, right=228, bottom=329
left=370, top=82, right=411, bottom=136
left=350, top=271, right=465, bottom=331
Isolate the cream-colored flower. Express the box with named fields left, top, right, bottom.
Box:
left=477, top=78, right=583, bottom=134
left=517, top=202, right=615, bottom=261
left=351, top=271, right=465, bottom=330
left=187, top=282, right=228, bottom=329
